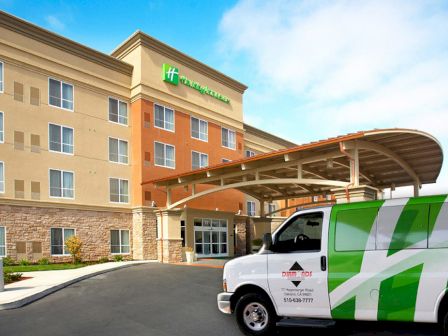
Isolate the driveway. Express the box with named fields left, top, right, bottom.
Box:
left=0, top=263, right=440, bottom=335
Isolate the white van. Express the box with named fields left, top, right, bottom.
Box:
left=217, top=195, right=448, bottom=335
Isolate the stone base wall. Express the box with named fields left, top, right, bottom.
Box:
left=157, top=239, right=182, bottom=263
left=132, top=208, right=157, bottom=260
left=235, top=215, right=250, bottom=256
left=0, top=203, right=133, bottom=262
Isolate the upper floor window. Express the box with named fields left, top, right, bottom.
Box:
left=247, top=201, right=256, bottom=216
left=109, top=98, right=128, bottom=125
left=49, top=123, right=74, bottom=154
left=0, top=61, right=3, bottom=93
left=191, top=117, right=208, bottom=141
left=222, top=127, right=236, bottom=149
left=222, top=158, right=231, bottom=163
left=49, top=169, right=74, bottom=199
left=268, top=203, right=276, bottom=215
left=49, top=78, right=73, bottom=111
left=154, top=104, right=174, bottom=131
left=0, top=161, right=4, bottom=193
left=109, top=137, right=128, bottom=164
left=192, top=151, right=208, bottom=170
left=155, top=142, right=175, bottom=169
left=109, top=178, right=129, bottom=203
left=245, top=150, right=255, bottom=157
left=0, top=111, right=3, bottom=143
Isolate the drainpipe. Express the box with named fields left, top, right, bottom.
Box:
left=339, top=142, right=356, bottom=202
left=0, top=257, right=4, bottom=292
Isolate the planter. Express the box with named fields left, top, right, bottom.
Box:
left=185, top=251, right=196, bottom=263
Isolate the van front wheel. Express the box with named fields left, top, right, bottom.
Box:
left=235, top=293, right=277, bottom=336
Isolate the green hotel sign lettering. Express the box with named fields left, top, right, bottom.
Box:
left=162, top=63, right=230, bottom=104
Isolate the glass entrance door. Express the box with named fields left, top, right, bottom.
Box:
left=194, top=218, right=228, bottom=257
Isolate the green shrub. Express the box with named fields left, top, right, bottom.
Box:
left=113, top=255, right=124, bottom=262
left=38, top=258, right=50, bottom=265
left=2, top=256, right=15, bottom=266
left=3, top=269, right=23, bottom=284
left=98, top=256, right=109, bottom=263
left=65, top=236, right=83, bottom=264
left=19, top=259, right=30, bottom=266
left=252, top=238, right=263, bottom=246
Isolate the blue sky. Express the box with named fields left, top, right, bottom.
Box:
left=1, top=0, right=448, bottom=195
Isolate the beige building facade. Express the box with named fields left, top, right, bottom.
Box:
left=0, top=11, right=294, bottom=262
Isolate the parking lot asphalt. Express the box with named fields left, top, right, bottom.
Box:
left=0, top=263, right=441, bottom=336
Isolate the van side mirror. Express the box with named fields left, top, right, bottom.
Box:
left=263, top=233, right=272, bottom=250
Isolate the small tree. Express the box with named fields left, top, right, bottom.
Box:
left=65, top=235, right=83, bottom=264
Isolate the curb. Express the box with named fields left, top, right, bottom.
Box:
left=0, top=261, right=150, bottom=310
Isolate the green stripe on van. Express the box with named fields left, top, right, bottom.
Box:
left=377, top=263, right=423, bottom=321
left=331, top=296, right=356, bottom=320
left=328, top=200, right=385, bottom=292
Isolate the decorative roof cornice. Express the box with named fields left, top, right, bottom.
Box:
left=112, top=31, right=248, bottom=94
left=244, top=123, right=297, bottom=148
left=0, top=10, right=133, bottom=76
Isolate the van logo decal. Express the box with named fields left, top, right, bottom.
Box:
left=282, top=262, right=313, bottom=287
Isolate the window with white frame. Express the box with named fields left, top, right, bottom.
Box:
left=109, top=138, right=128, bottom=164
left=49, top=124, right=74, bottom=154
left=0, top=226, right=5, bottom=257
left=154, top=142, right=175, bottom=168
left=49, top=169, right=74, bottom=198
left=191, top=117, right=208, bottom=141
left=0, top=161, right=4, bottom=193
left=245, top=150, right=255, bottom=157
left=0, top=111, right=3, bottom=143
left=109, top=98, right=128, bottom=125
left=222, top=127, right=236, bottom=149
left=192, top=151, right=208, bottom=170
left=154, top=104, right=174, bottom=131
left=268, top=203, right=276, bottom=215
left=51, top=228, right=75, bottom=255
left=247, top=201, right=256, bottom=216
left=222, top=158, right=231, bottom=163
left=110, top=178, right=129, bottom=203
left=49, top=78, right=73, bottom=110
left=111, top=229, right=130, bottom=254
left=313, top=196, right=319, bottom=202
left=0, top=61, right=3, bottom=92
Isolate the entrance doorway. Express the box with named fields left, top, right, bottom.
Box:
left=194, top=218, right=228, bottom=257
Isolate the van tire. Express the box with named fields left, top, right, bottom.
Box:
left=235, top=293, right=277, bottom=336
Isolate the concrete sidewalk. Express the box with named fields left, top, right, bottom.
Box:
left=0, top=260, right=153, bottom=310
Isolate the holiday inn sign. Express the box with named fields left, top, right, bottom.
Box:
left=162, top=63, right=230, bottom=104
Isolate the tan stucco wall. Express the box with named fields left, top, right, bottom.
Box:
left=0, top=28, right=132, bottom=207
left=120, top=45, right=244, bottom=131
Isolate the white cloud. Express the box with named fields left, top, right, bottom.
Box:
left=45, top=15, right=65, bottom=31
left=219, top=0, right=448, bottom=195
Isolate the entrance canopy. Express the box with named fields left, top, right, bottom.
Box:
left=146, top=129, right=443, bottom=210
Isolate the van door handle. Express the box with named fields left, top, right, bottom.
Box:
left=321, top=256, right=327, bottom=271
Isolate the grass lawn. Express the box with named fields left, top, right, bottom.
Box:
left=4, top=263, right=90, bottom=273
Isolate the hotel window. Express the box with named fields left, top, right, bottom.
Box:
left=191, top=117, right=208, bottom=141
left=192, top=151, right=208, bottom=170
left=247, top=201, right=256, bottom=216
left=109, top=138, right=128, bottom=164
left=0, top=61, right=3, bottom=92
left=222, top=127, right=236, bottom=149
left=110, top=178, right=129, bottom=203
left=0, top=111, right=3, bottom=143
left=222, top=158, right=231, bottom=163
left=49, top=169, right=74, bottom=198
left=51, top=228, right=75, bottom=255
left=0, top=161, right=4, bottom=193
left=154, top=142, right=175, bottom=169
left=268, top=203, right=276, bottom=215
left=111, top=229, right=130, bottom=254
left=49, top=124, right=74, bottom=154
left=49, top=78, right=74, bottom=111
left=0, top=227, right=5, bottom=257
left=109, top=98, right=128, bottom=125
left=245, top=150, right=255, bottom=157
left=154, top=104, right=174, bottom=131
